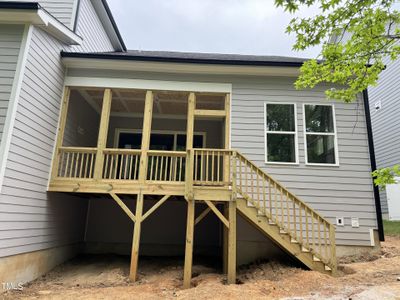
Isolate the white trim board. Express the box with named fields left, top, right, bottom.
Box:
left=65, top=77, right=232, bottom=93
left=0, top=24, right=33, bottom=193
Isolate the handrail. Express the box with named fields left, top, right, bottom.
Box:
left=233, top=150, right=336, bottom=268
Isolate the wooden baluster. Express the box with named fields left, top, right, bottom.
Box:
left=299, top=202, right=303, bottom=242
left=256, top=169, right=260, bottom=207
left=89, top=153, right=94, bottom=178
left=164, top=155, right=168, bottom=181
left=324, top=222, right=328, bottom=259
left=211, top=151, right=214, bottom=183
left=200, top=151, right=204, bottom=182
left=128, top=154, right=133, bottom=180
left=280, top=186, right=283, bottom=226
left=148, top=156, right=153, bottom=180
left=68, top=152, right=74, bottom=178
left=206, top=150, right=209, bottom=183
left=286, top=191, right=290, bottom=234
left=119, top=154, right=123, bottom=179
left=155, top=156, right=159, bottom=181
left=269, top=178, right=272, bottom=218
left=79, top=152, right=84, bottom=178
left=262, top=174, right=266, bottom=217
left=306, top=207, right=310, bottom=248
left=217, top=152, right=220, bottom=183
left=124, top=154, right=129, bottom=179
left=84, top=153, right=89, bottom=178
left=74, top=152, right=79, bottom=178
left=292, top=199, right=296, bottom=238
left=169, top=156, right=173, bottom=181
left=109, top=154, right=114, bottom=179
left=311, top=211, right=315, bottom=250
left=318, top=216, right=322, bottom=256
left=329, top=224, right=336, bottom=268
left=274, top=181, right=277, bottom=221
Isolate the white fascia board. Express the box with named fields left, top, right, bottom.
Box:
left=0, top=8, right=82, bottom=45
left=65, top=76, right=232, bottom=93
left=62, top=57, right=300, bottom=77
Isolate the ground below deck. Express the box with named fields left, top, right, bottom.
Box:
left=4, top=236, right=400, bottom=299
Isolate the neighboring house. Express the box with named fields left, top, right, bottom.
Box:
left=0, top=0, right=383, bottom=288
left=366, top=51, right=400, bottom=220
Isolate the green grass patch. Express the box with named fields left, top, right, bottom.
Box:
left=383, top=220, right=400, bottom=236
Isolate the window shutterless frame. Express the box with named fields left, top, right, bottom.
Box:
left=264, top=102, right=299, bottom=165
left=302, top=103, right=339, bottom=166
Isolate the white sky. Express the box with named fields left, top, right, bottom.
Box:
left=107, top=0, right=322, bottom=58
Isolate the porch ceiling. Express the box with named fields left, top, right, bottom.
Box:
left=73, top=88, right=225, bottom=116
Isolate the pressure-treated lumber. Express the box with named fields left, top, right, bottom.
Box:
left=227, top=199, right=237, bottom=284
left=110, top=193, right=136, bottom=222
left=50, top=87, right=70, bottom=180
left=185, top=93, right=195, bottom=200
left=183, top=199, right=195, bottom=289
left=138, top=91, right=154, bottom=183
left=93, top=89, right=112, bottom=180
left=194, top=109, right=226, bottom=117
left=142, top=195, right=170, bottom=221
left=194, top=207, right=211, bottom=225
left=205, top=200, right=229, bottom=228
left=130, top=192, right=144, bottom=281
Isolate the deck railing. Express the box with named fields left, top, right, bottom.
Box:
left=102, top=149, right=141, bottom=180
left=147, top=150, right=186, bottom=182
left=56, top=147, right=97, bottom=179
left=52, top=146, right=335, bottom=269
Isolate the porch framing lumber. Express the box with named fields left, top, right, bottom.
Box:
left=141, top=195, right=171, bottom=222
left=194, top=109, right=226, bottom=118
left=93, top=88, right=112, bottom=180
left=183, top=199, right=195, bottom=289
left=138, top=91, right=154, bottom=183
left=205, top=200, right=229, bottom=228
left=50, top=87, right=70, bottom=180
left=130, top=192, right=144, bottom=281
left=194, top=206, right=211, bottom=225
left=110, top=192, right=136, bottom=222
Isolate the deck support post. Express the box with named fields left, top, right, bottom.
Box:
left=222, top=203, right=228, bottom=274
left=129, top=90, right=153, bottom=282
left=130, top=192, right=143, bottom=281
left=183, top=198, right=195, bottom=289
left=93, top=88, right=112, bottom=180
left=227, top=151, right=237, bottom=284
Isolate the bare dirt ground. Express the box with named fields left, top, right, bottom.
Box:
left=3, top=236, right=400, bottom=300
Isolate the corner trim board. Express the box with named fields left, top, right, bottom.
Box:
left=0, top=24, right=33, bottom=193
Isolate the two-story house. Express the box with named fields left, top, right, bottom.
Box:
left=0, top=0, right=383, bottom=288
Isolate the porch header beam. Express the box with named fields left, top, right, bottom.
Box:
left=64, top=77, right=232, bottom=93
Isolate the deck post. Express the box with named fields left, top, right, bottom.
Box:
left=227, top=152, right=237, bottom=284
left=93, top=88, right=112, bottom=180
left=130, top=192, right=143, bottom=281
left=50, top=87, right=70, bottom=180
left=222, top=93, right=231, bottom=274
left=138, top=91, right=154, bottom=185
left=129, top=90, right=154, bottom=282
left=183, top=198, right=195, bottom=288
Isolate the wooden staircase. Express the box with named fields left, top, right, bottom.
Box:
left=231, top=151, right=337, bottom=275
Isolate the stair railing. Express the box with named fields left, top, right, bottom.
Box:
left=233, top=151, right=336, bottom=269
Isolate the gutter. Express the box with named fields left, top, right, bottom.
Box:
left=363, top=89, right=384, bottom=242
left=60, top=52, right=306, bottom=67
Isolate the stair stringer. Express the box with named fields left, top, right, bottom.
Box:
left=236, top=197, right=332, bottom=275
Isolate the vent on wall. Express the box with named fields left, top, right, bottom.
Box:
left=375, top=101, right=382, bottom=112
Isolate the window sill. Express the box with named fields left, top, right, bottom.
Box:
left=305, top=163, right=340, bottom=167
left=265, top=161, right=300, bottom=166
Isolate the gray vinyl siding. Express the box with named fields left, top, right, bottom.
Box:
left=367, top=51, right=400, bottom=214
left=0, top=25, right=24, bottom=144
left=66, top=68, right=377, bottom=247
left=69, top=0, right=114, bottom=52
left=7, top=0, right=77, bottom=28
left=0, top=27, right=87, bottom=258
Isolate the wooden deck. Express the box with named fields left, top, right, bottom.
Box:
left=48, top=87, right=337, bottom=288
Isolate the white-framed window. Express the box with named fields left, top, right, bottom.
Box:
left=303, top=104, right=339, bottom=166
left=264, top=103, right=298, bottom=164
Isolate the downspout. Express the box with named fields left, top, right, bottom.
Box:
left=362, top=89, right=384, bottom=241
